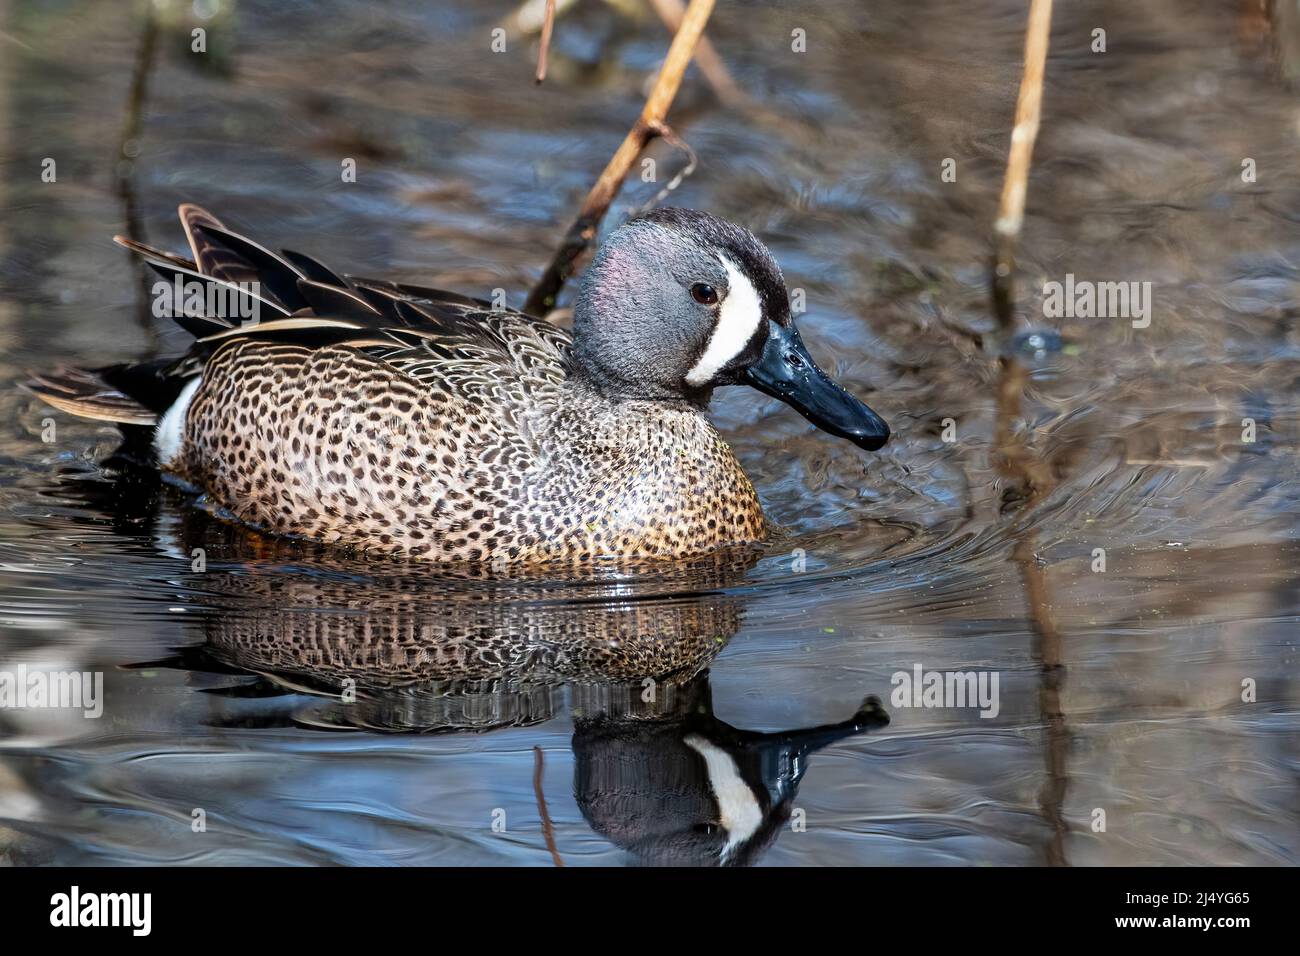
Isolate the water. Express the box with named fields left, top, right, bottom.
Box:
left=0, top=0, right=1296, bottom=866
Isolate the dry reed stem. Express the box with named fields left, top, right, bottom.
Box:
left=524, top=0, right=716, bottom=315
left=646, top=0, right=750, bottom=110
left=991, top=0, right=1053, bottom=332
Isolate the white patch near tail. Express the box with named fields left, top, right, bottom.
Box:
left=684, top=733, right=764, bottom=860
left=684, top=256, right=764, bottom=387
left=154, top=377, right=201, bottom=466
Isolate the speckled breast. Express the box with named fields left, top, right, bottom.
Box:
left=175, top=339, right=769, bottom=564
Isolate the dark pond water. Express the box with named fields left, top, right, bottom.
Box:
left=0, top=0, right=1296, bottom=865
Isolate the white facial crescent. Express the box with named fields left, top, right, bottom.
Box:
left=684, top=256, right=764, bottom=387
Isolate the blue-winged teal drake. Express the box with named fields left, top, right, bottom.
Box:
left=25, top=204, right=889, bottom=566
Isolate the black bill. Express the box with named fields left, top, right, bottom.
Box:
left=742, top=321, right=890, bottom=451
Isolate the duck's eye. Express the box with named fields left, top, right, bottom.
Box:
left=690, top=283, right=719, bottom=305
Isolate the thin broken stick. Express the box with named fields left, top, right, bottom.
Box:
left=535, top=0, right=556, bottom=84
left=533, top=745, right=564, bottom=867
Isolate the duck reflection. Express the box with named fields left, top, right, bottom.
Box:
left=573, top=681, right=887, bottom=866
left=194, top=563, right=747, bottom=733
left=184, top=559, right=887, bottom=865
left=75, top=471, right=890, bottom=865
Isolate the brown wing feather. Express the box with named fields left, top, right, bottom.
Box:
left=112, top=235, right=197, bottom=272
left=77, top=207, right=575, bottom=421
left=177, top=203, right=276, bottom=300
left=178, top=204, right=230, bottom=274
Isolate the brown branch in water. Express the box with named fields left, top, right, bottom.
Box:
left=991, top=0, right=1053, bottom=333
left=988, top=0, right=1068, bottom=865
left=993, top=358, right=1056, bottom=501
left=1013, top=533, right=1069, bottom=866
left=524, top=0, right=716, bottom=316
left=533, top=745, right=564, bottom=867
left=534, top=0, right=556, bottom=85
left=990, top=0, right=1055, bottom=501
left=117, top=7, right=161, bottom=352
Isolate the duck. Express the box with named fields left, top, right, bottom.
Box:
left=575, top=686, right=889, bottom=866
left=24, top=204, right=889, bottom=566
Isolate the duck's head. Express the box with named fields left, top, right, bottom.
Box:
left=574, top=208, right=889, bottom=451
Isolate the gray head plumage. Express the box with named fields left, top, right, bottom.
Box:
left=573, top=208, right=789, bottom=404
left=570, top=207, right=891, bottom=450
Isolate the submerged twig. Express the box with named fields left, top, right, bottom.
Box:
left=991, top=0, right=1052, bottom=333
left=534, top=0, right=556, bottom=84
left=533, top=745, right=564, bottom=867
left=1014, top=533, right=1069, bottom=866
left=116, top=7, right=161, bottom=352
left=524, top=0, right=716, bottom=316
left=988, top=0, right=1068, bottom=865
left=993, top=359, right=1055, bottom=500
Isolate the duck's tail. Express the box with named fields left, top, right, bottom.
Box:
left=21, top=359, right=188, bottom=426
left=23, top=202, right=334, bottom=427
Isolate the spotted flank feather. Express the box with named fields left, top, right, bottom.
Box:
left=24, top=203, right=777, bottom=564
